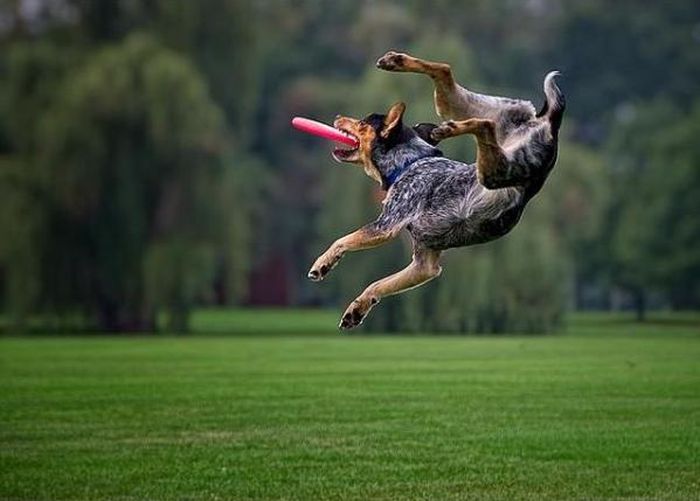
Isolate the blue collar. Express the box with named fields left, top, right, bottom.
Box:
left=383, top=150, right=441, bottom=189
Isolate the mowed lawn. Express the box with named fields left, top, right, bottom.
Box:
left=1, top=312, right=699, bottom=500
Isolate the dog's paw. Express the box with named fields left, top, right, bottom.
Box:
left=376, top=51, right=407, bottom=71
left=308, top=251, right=342, bottom=282
left=307, top=263, right=330, bottom=282
left=431, top=120, right=458, bottom=142
left=338, top=297, right=379, bottom=330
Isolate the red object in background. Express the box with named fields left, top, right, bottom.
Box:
left=247, top=254, right=290, bottom=306
left=292, top=117, right=359, bottom=147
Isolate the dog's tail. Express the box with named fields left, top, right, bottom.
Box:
left=537, top=71, right=565, bottom=133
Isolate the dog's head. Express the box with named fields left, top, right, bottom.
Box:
left=333, top=102, right=440, bottom=187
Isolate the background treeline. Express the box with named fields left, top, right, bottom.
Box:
left=0, top=0, right=698, bottom=333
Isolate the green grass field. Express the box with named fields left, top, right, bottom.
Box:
left=1, top=312, right=699, bottom=500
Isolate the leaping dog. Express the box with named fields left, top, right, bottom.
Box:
left=308, top=51, right=565, bottom=330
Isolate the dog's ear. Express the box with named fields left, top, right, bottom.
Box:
left=381, top=102, right=406, bottom=139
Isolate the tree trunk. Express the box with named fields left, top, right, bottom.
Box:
left=97, top=297, right=155, bottom=332
left=633, top=288, right=646, bottom=322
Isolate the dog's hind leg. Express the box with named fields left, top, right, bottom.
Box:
left=376, top=51, right=465, bottom=120
left=339, top=248, right=442, bottom=330
left=308, top=225, right=400, bottom=282
left=376, top=51, right=455, bottom=88
left=376, top=50, right=493, bottom=121
left=432, top=118, right=536, bottom=189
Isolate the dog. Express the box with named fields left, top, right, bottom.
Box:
left=308, top=51, right=565, bottom=330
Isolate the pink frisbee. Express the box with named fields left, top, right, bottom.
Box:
left=292, top=117, right=359, bottom=148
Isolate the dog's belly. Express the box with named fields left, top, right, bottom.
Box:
left=408, top=201, right=525, bottom=251
left=388, top=158, right=528, bottom=251
left=406, top=174, right=526, bottom=251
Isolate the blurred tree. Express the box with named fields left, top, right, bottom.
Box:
left=0, top=40, right=82, bottom=328
left=35, top=0, right=263, bottom=141
left=1, top=0, right=698, bottom=331
left=608, top=101, right=700, bottom=318
left=538, top=140, right=609, bottom=309
left=150, top=0, right=261, bottom=141
left=548, top=0, right=700, bottom=142
left=0, top=34, right=249, bottom=331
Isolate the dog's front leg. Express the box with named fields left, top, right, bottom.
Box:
left=307, top=225, right=397, bottom=282
left=339, top=249, right=442, bottom=330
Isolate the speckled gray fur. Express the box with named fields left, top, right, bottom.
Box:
left=369, top=142, right=528, bottom=251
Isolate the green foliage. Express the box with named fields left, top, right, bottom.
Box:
left=144, top=240, right=216, bottom=333
left=609, top=101, right=700, bottom=307
left=550, top=0, right=700, bottom=128
left=0, top=33, right=253, bottom=331
left=152, top=0, right=262, bottom=138
left=1, top=0, right=699, bottom=331
left=0, top=159, right=42, bottom=327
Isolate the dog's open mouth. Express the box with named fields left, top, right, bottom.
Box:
left=331, top=128, right=359, bottom=162
left=332, top=144, right=358, bottom=161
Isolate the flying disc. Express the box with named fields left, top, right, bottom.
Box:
left=292, top=117, right=359, bottom=147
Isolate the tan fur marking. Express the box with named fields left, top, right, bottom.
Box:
left=308, top=226, right=400, bottom=281
left=365, top=249, right=442, bottom=298
left=339, top=249, right=442, bottom=328
left=334, top=116, right=383, bottom=185
left=433, top=118, right=508, bottom=189
left=378, top=51, right=458, bottom=119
